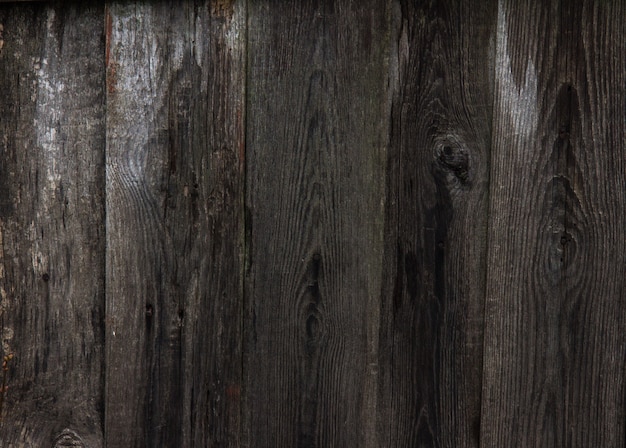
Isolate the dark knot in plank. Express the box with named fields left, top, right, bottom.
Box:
left=53, top=428, right=85, bottom=447
left=435, top=144, right=471, bottom=186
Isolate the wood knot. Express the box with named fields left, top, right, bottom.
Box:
left=53, top=428, right=84, bottom=447
left=436, top=145, right=470, bottom=184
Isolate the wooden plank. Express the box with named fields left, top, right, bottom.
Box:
left=244, top=1, right=388, bottom=446
left=0, top=3, right=106, bottom=446
left=482, top=0, right=626, bottom=445
left=377, top=1, right=496, bottom=446
left=104, top=1, right=245, bottom=446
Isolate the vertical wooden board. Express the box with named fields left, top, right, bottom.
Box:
left=0, top=3, right=106, bottom=446
left=482, top=0, right=626, bottom=445
left=378, top=1, right=496, bottom=447
left=105, top=1, right=245, bottom=446
left=245, top=1, right=388, bottom=446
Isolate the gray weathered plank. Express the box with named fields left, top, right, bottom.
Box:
left=244, top=1, right=389, bottom=446
left=482, top=0, right=626, bottom=445
left=377, top=1, right=496, bottom=446
left=0, top=3, right=106, bottom=446
left=104, top=1, right=245, bottom=446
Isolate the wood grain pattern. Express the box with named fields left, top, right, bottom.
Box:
left=1, top=1, right=626, bottom=446
left=377, top=1, right=496, bottom=446
left=0, top=3, right=106, bottom=446
left=104, top=2, right=245, bottom=446
left=244, top=1, right=388, bottom=446
left=482, top=0, right=626, bottom=445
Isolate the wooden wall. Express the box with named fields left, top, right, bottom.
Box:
left=0, top=1, right=624, bottom=447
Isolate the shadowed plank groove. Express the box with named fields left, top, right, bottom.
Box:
left=481, top=0, right=626, bottom=446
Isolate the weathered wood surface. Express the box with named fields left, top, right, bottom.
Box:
left=0, top=3, right=106, bottom=447
left=0, top=1, right=625, bottom=447
left=482, top=0, right=626, bottom=446
left=105, top=1, right=245, bottom=447
left=378, top=1, right=496, bottom=446
left=244, top=1, right=388, bottom=446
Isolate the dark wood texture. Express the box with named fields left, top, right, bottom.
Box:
left=0, top=1, right=625, bottom=447
left=104, top=1, right=245, bottom=446
left=481, top=0, right=626, bottom=446
left=244, top=1, right=388, bottom=446
left=0, top=3, right=106, bottom=447
left=378, top=1, right=496, bottom=447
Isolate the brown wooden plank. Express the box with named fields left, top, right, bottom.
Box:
left=0, top=3, right=106, bottom=446
left=377, top=1, right=496, bottom=446
left=481, top=0, right=626, bottom=445
left=104, top=1, right=245, bottom=446
left=244, top=1, right=389, bottom=446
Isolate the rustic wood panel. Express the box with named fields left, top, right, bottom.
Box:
left=0, top=3, right=106, bottom=447
left=0, top=1, right=625, bottom=446
left=244, top=1, right=388, bottom=446
left=377, top=1, right=496, bottom=446
left=482, top=0, right=626, bottom=445
left=104, top=1, right=245, bottom=446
